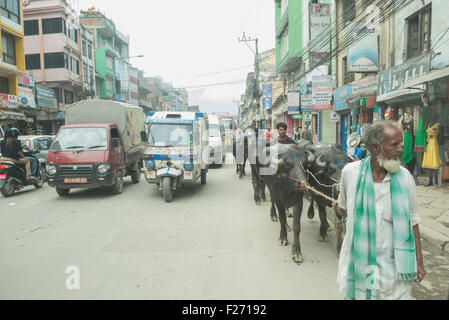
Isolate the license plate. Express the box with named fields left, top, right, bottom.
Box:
left=184, top=171, right=193, bottom=180
left=146, top=171, right=156, bottom=179
left=64, top=178, right=88, bottom=184
left=0, top=174, right=6, bottom=180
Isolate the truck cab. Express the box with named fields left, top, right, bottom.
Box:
left=46, top=100, right=146, bottom=197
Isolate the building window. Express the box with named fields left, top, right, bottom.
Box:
left=44, top=52, right=69, bottom=69
left=25, top=54, right=41, bottom=70
left=24, top=20, right=39, bottom=36
left=343, top=56, right=354, bottom=85
left=88, top=42, right=93, bottom=60
left=82, top=39, right=87, bottom=57
left=0, top=76, right=9, bottom=93
left=64, top=90, right=74, bottom=105
left=42, top=17, right=66, bottom=35
left=70, top=57, right=80, bottom=74
left=106, top=77, right=114, bottom=92
left=2, top=31, right=16, bottom=66
left=1, top=0, right=20, bottom=24
left=83, top=65, right=88, bottom=83
left=343, top=0, right=356, bottom=27
left=106, top=56, right=114, bottom=70
left=68, top=26, right=78, bottom=43
left=407, top=6, right=432, bottom=59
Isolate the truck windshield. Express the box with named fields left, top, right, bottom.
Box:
left=208, top=124, right=220, bottom=137
left=148, top=124, right=193, bottom=147
left=51, top=128, right=108, bottom=152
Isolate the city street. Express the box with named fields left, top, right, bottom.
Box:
left=1, top=159, right=448, bottom=300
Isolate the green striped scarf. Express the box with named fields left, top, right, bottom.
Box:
left=345, top=156, right=416, bottom=300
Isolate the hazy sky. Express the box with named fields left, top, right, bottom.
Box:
left=77, top=0, right=275, bottom=115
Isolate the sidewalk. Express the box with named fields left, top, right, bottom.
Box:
left=416, top=185, right=449, bottom=252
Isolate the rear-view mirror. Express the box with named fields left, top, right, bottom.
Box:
left=140, top=131, right=148, bottom=143
left=111, top=138, right=120, bottom=149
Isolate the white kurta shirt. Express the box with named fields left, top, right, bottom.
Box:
left=337, top=161, right=421, bottom=300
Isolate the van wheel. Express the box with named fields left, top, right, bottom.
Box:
left=163, top=177, right=173, bottom=202
left=131, top=162, right=141, bottom=184
left=111, top=170, right=124, bottom=195
left=201, top=170, right=207, bottom=185
left=56, top=187, right=70, bottom=197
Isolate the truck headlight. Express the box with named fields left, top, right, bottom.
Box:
left=46, top=165, right=57, bottom=176
left=97, top=163, right=111, bottom=174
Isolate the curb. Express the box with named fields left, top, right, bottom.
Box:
left=419, top=223, right=449, bottom=253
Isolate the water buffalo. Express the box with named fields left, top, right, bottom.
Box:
left=260, top=143, right=314, bottom=264
left=304, top=143, right=352, bottom=253
left=232, top=130, right=248, bottom=179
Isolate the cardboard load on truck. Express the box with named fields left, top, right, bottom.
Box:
left=66, top=99, right=145, bottom=153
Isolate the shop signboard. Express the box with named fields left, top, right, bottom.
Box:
left=304, top=114, right=312, bottom=122
left=18, top=75, right=35, bottom=87
left=309, top=3, right=330, bottom=66
left=19, top=87, right=36, bottom=109
left=0, top=94, right=18, bottom=109
left=348, top=22, right=378, bottom=72
left=262, top=84, right=273, bottom=109
left=36, top=85, right=57, bottom=109
left=377, top=53, right=431, bottom=97
left=330, top=112, right=340, bottom=123
left=333, top=84, right=352, bottom=111
left=352, top=75, right=378, bottom=95
left=312, top=75, right=333, bottom=110
left=287, top=90, right=300, bottom=114
left=300, top=82, right=313, bottom=112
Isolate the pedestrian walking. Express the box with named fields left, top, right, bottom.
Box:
left=301, top=125, right=312, bottom=143
left=276, top=123, right=296, bottom=145
left=337, top=120, right=425, bottom=300
left=293, top=127, right=302, bottom=141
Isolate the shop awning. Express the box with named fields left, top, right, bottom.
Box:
left=376, top=87, right=424, bottom=103
left=0, top=110, right=26, bottom=121
left=404, top=66, right=449, bottom=88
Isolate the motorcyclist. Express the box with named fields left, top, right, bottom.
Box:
left=0, top=128, right=35, bottom=181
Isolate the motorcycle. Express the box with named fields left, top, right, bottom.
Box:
left=0, top=148, right=45, bottom=197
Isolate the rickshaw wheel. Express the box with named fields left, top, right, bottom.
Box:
left=163, top=177, right=173, bottom=202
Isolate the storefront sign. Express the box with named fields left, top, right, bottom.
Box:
left=300, top=83, right=313, bottom=112
left=304, top=114, right=312, bottom=122
left=377, top=53, right=431, bottom=97
left=352, top=75, right=378, bottom=95
left=348, top=22, right=378, bottom=72
left=309, top=3, right=330, bottom=66
left=333, top=84, right=352, bottom=111
left=312, top=75, right=333, bottom=110
left=287, top=90, right=300, bottom=114
left=18, top=75, right=35, bottom=87
left=19, top=87, right=36, bottom=109
left=330, top=112, right=340, bottom=123
left=0, top=94, right=18, bottom=109
left=36, top=85, right=57, bottom=109
left=262, top=84, right=273, bottom=109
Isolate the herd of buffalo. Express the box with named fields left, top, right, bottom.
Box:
left=233, top=129, right=353, bottom=264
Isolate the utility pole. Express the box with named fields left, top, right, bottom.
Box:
left=239, top=32, right=262, bottom=128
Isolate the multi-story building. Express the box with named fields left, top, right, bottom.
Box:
left=114, top=29, right=130, bottom=103
left=79, top=7, right=118, bottom=100
left=0, top=0, right=27, bottom=129
left=80, top=24, right=95, bottom=98
left=23, top=0, right=83, bottom=134
left=128, top=65, right=139, bottom=106
left=138, top=69, right=152, bottom=113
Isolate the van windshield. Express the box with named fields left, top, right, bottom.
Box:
left=51, top=128, right=108, bottom=152
left=208, top=124, right=220, bottom=137
left=148, top=124, right=193, bottom=147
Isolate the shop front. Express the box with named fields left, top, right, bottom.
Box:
left=35, top=85, right=60, bottom=135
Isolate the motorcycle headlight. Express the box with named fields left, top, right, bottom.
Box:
left=46, top=165, right=57, bottom=176
left=97, top=163, right=111, bottom=174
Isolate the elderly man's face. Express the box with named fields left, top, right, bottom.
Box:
left=374, top=126, right=404, bottom=173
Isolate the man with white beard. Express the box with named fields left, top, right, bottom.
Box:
left=336, top=121, right=425, bottom=300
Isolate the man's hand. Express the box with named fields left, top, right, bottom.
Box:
left=416, top=260, right=426, bottom=283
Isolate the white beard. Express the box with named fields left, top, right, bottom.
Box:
left=377, top=153, right=402, bottom=173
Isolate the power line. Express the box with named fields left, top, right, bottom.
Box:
left=170, top=65, right=254, bottom=80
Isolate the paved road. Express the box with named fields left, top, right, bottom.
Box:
left=0, top=161, right=448, bottom=300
